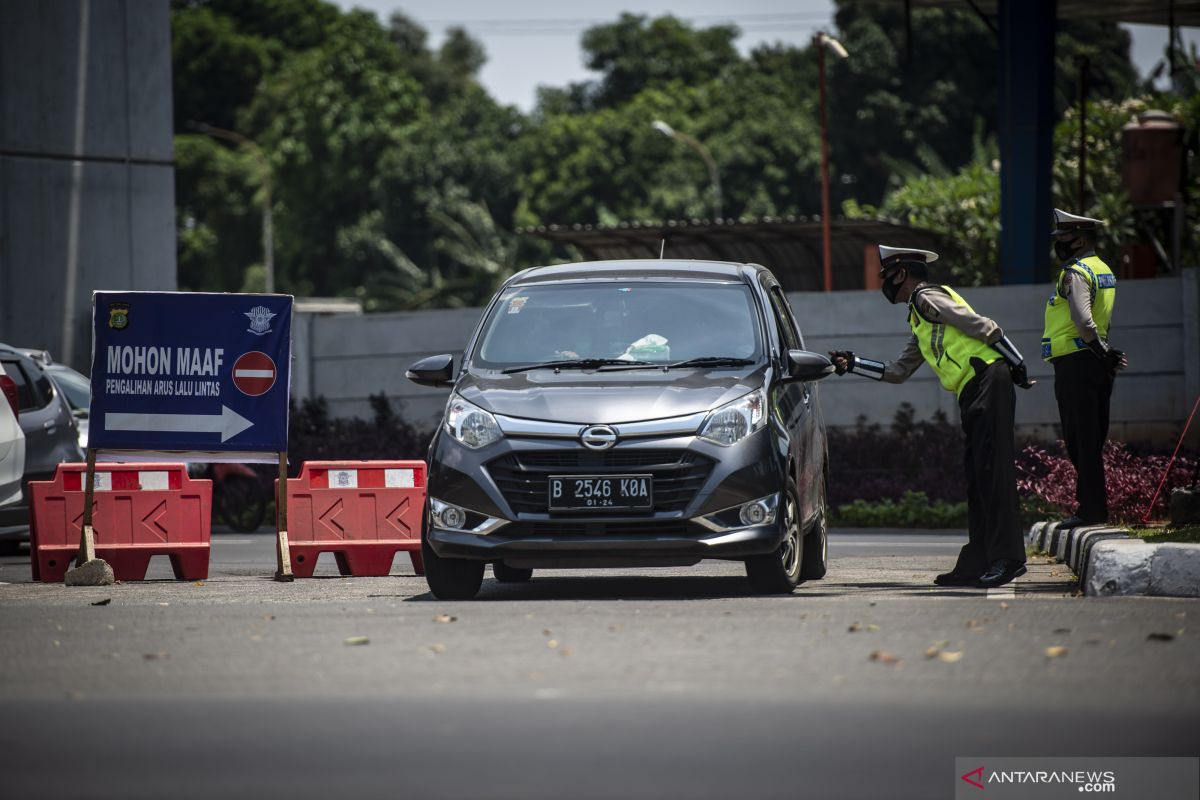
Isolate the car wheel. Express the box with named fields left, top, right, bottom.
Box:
left=422, top=532, right=484, bottom=600
left=493, top=562, right=533, bottom=583
left=744, top=485, right=803, bottom=594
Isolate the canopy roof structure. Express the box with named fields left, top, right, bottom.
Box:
left=521, top=216, right=943, bottom=292
left=910, top=0, right=1200, bottom=25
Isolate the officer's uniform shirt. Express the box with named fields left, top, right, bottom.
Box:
left=878, top=282, right=1003, bottom=383
left=1059, top=251, right=1101, bottom=344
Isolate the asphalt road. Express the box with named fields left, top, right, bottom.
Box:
left=1, top=529, right=1197, bottom=799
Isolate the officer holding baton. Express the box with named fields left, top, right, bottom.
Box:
left=829, top=246, right=1033, bottom=588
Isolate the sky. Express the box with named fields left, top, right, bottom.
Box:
left=331, top=0, right=1200, bottom=111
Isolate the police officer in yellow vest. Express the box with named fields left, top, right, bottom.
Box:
left=829, top=246, right=1034, bottom=588
left=1044, top=209, right=1128, bottom=527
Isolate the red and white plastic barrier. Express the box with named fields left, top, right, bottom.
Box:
left=281, top=461, right=426, bottom=577
left=30, top=462, right=211, bottom=582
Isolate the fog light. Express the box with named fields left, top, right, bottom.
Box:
left=440, top=505, right=467, bottom=529
left=740, top=501, right=769, bottom=526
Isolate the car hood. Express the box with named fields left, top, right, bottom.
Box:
left=456, top=365, right=767, bottom=424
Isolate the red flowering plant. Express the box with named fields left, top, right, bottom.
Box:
left=1016, top=441, right=1198, bottom=525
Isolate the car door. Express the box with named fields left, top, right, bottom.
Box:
left=765, top=285, right=823, bottom=524
left=761, top=281, right=811, bottom=518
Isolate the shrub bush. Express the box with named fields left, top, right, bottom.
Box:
left=832, top=491, right=969, bottom=528
left=287, top=393, right=431, bottom=476
left=1016, top=440, right=1198, bottom=525
left=827, top=403, right=966, bottom=506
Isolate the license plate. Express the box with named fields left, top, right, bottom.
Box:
left=548, top=474, right=653, bottom=511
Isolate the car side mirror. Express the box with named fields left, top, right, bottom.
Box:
left=406, top=354, right=455, bottom=388
left=785, top=350, right=835, bottom=382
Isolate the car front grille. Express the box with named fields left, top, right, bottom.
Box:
left=487, top=449, right=714, bottom=515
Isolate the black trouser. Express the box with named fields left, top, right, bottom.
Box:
left=952, top=359, right=1025, bottom=575
left=1052, top=350, right=1114, bottom=523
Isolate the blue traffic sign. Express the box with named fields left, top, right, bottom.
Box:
left=88, top=291, right=292, bottom=457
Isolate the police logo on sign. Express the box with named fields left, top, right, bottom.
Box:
left=244, top=305, right=276, bottom=336
left=232, top=351, right=277, bottom=396
left=108, top=302, right=130, bottom=330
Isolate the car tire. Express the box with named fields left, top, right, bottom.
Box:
left=422, top=533, right=484, bottom=600
left=800, top=467, right=828, bottom=580
left=744, top=485, right=803, bottom=594
left=493, top=562, right=533, bottom=583
left=800, top=510, right=828, bottom=580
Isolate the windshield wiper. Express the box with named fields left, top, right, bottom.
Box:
left=666, top=356, right=756, bottom=369
left=501, top=357, right=656, bottom=374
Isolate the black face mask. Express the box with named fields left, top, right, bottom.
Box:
left=881, top=268, right=906, bottom=304
left=1054, top=240, right=1077, bottom=262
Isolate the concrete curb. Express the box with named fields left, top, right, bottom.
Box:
left=1025, top=521, right=1200, bottom=598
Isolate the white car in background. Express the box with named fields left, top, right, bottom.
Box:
left=0, top=366, right=28, bottom=528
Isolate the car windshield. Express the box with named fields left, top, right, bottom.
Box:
left=472, top=281, right=763, bottom=370
left=46, top=365, right=91, bottom=410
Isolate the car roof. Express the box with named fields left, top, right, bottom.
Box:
left=507, top=259, right=769, bottom=286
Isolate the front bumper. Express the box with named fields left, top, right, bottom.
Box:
left=428, top=521, right=784, bottom=568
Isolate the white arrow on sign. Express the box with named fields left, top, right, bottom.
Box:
left=105, top=405, right=255, bottom=443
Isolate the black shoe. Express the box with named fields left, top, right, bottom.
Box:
left=934, top=571, right=978, bottom=587
left=975, top=559, right=1027, bottom=588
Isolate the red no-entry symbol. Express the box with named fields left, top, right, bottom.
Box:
left=232, top=351, right=276, bottom=396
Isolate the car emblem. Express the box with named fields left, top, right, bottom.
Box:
left=580, top=424, right=618, bottom=451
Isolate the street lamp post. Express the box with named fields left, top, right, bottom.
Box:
left=814, top=32, right=848, bottom=293
left=651, top=120, right=724, bottom=221
left=188, top=122, right=275, bottom=293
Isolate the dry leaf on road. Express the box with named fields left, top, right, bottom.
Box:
left=91, top=598, right=111, bottom=607
left=869, top=650, right=900, bottom=665
left=429, top=643, right=446, bottom=654
left=1147, top=632, right=1175, bottom=642
left=937, top=650, right=964, bottom=663
left=432, top=614, right=458, bottom=624
left=1044, top=646, right=1069, bottom=658
left=344, top=636, right=370, bottom=646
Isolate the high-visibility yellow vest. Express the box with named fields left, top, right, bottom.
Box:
left=907, top=285, right=1002, bottom=397
left=1041, top=256, right=1116, bottom=361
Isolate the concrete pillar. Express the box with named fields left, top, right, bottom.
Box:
left=997, top=0, right=1056, bottom=285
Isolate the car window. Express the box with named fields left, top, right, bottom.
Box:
left=47, top=367, right=91, bottom=410
left=767, top=287, right=801, bottom=353
left=0, top=358, right=43, bottom=411
left=473, top=282, right=763, bottom=368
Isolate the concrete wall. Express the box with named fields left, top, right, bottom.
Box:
left=0, top=0, right=176, bottom=371
left=297, top=273, right=1200, bottom=446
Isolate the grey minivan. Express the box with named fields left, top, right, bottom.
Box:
left=407, top=260, right=833, bottom=599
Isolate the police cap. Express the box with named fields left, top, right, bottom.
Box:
left=1051, top=208, right=1104, bottom=236
left=878, top=245, right=938, bottom=270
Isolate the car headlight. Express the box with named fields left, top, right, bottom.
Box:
left=698, top=388, right=766, bottom=446
left=445, top=395, right=502, bottom=449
